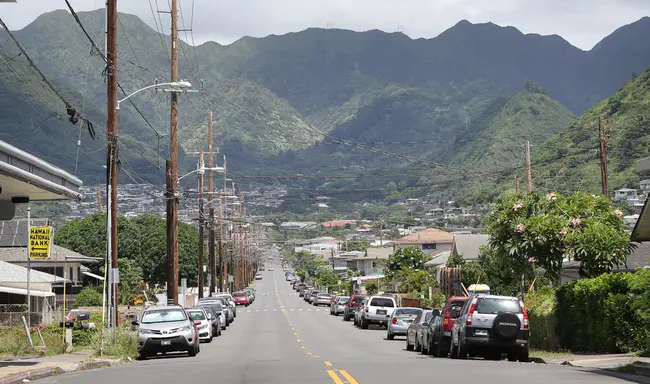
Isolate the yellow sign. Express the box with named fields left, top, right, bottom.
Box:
left=29, top=226, right=53, bottom=260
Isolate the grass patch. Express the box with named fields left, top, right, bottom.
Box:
left=615, top=364, right=638, bottom=374
left=90, top=326, right=138, bottom=359
left=0, top=325, right=98, bottom=357
left=530, top=349, right=572, bottom=358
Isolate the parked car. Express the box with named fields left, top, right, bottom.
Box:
left=197, top=299, right=229, bottom=328
left=299, top=288, right=309, bottom=297
left=255, top=273, right=263, bottom=280
left=269, top=267, right=274, bottom=271
left=232, top=291, right=250, bottom=306
left=343, top=295, right=367, bottom=321
left=406, top=309, right=437, bottom=352
left=450, top=294, right=529, bottom=362
left=133, top=305, right=200, bottom=360
left=213, top=293, right=237, bottom=319
left=330, top=296, right=349, bottom=316
left=387, top=307, right=422, bottom=340
left=185, top=307, right=213, bottom=343
left=314, top=292, right=333, bottom=306
left=198, top=305, right=222, bottom=337
left=422, top=296, right=468, bottom=357
left=357, top=296, right=397, bottom=329
left=303, top=289, right=315, bottom=301
left=354, top=299, right=369, bottom=326
left=308, top=290, right=321, bottom=304
left=241, top=288, right=256, bottom=303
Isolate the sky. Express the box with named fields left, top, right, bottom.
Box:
left=1, top=0, right=649, bottom=50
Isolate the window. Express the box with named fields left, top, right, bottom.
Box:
left=370, top=298, right=395, bottom=307
left=424, top=312, right=434, bottom=323
left=476, top=298, right=521, bottom=314
left=141, top=309, right=187, bottom=324
left=352, top=297, right=366, bottom=304
left=395, top=308, right=422, bottom=316
left=187, top=311, right=206, bottom=320
left=422, top=243, right=437, bottom=250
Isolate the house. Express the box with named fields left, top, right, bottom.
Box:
left=345, top=248, right=392, bottom=276
left=0, top=218, right=102, bottom=309
left=322, top=220, right=356, bottom=228
left=559, top=243, right=650, bottom=284
left=450, top=234, right=490, bottom=263
left=0, top=260, right=68, bottom=325
left=393, top=227, right=454, bottom=255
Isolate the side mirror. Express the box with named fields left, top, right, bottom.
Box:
left=423, top=322, right=429, bottom=327
left=207, top=314, right=212, bottom=319
left=131, top=320, right=139, bottom=326
left=386, top=315, right=390, bottom=318
left=194, top=320, right=201, bottom=325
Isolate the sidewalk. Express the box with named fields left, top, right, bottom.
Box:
left=0, top=351, right=126, bottom=384
left=533, top=353, right=650, bottom=382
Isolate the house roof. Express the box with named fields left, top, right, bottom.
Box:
left=452, top=234, right=489, bottom=261
left=365, top=247, right=393, bottom=259
left=424, top=251, right=452, bottom=267
left=0, top=244, right=99, bottom=264
left=632, top=198, right=650, bottom=241
left=562, top=242, right=649, bottom=271
left=0, top=218, right=49, bottom=247
left=0, top=260, right=68, bottom=283
left=395, top=228, right=453, bottom=244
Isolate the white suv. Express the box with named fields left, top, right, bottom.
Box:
left=358, top=296, right=397, bottom=329
left=450, top=294, right=529, bottom=362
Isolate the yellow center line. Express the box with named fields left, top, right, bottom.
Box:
left=301, top=346, right=306, bottom=349
left=312, top=355, right=320, bottom=358
left=294, top=332, right=298, bottom=336
left=324, top=361, right=332, bottom=367
left=307, top=352, right=312, bottom=355
left=339, top=370, right=359, bottom=384
left=327, top=370, right=344, bottom=384
left=297, top=339, right=301, bottom=342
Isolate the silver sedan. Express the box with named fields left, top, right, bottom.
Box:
left=314, top=293, right=333, bottom=306
left=387, top=307, right=422, bottom=340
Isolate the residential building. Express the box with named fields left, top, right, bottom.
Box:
left=393, top=227, right=454, bottom=255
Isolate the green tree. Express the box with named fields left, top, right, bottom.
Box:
left=487, top=191, right=635, bottom=280
left=385, top=246, right=431, bottom=280
left=75, top=286, right=102, bottom=306
left=117, top=258, right=143, bottom=304
left=365, top=281, right=378, bottom=295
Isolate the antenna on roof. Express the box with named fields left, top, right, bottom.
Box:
left=326, top=22, right=333, bottom=29
left=397, top=25, right=404, bottom=33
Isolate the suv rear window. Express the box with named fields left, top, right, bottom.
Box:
left=352, top=296, right=366, bottom=303
left=232, top=292, right=246, bottom=297
left=370, top=298, right=395, bottom=307
left=476, top=298, right=521, bottom=314
left=395, top=308, right=421, bottom=316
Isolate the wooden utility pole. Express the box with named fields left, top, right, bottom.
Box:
left=106, top=0, right=119, bottom=326
left=233, top=206, right=240, bottom=291
left=198, top=151, right=205, bottom=298
left=515, top=178, right=520, bottom=194
left=221, top=155, right=228, bottom=292
left=96, top=188, right=101, bottom=211
left=525, top=140, right=532, bottom=193
left=208, top=111, right=216, bottom=295
left=217, top=189, right=224, bottom=292
left=598, top=117, right=609, bottom=197
left=166, top=0, right=180, bottom=305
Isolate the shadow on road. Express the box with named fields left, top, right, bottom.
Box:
left=0, top=361, right=39, bottom=368
left=582, top=368, right=650, bottom=384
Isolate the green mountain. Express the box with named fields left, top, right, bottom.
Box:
left=534, top=66, right=650, bottom=195
left=2, top=9, right=650, bottom=195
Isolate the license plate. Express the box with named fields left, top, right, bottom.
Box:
left=377, top=310, right=387, bottom=315
left=161, top=340, right=171, bottom=346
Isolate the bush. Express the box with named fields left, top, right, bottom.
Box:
left=525, top=287, right=560, bottom=351
left=76, top=286, right=102, bottom=307
left=365, top=282, right=378, bottom=295
left=555, top=271, right=649, bottom=353
left=90, top=326, right=138, bottom=358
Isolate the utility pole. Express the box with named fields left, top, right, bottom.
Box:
left=515, top=178, right=520, bottom=194
left=598, top=117, right=609, bottom=198
left=233, top=203, right=239, bottom=291
left=221, top=155, right=228, bottom=292
left=166, top=0, right=179, bottom=305
left=96, top=189, right=101, bottom=212
left=525, top=140, right=532, bottom=193
left=197, top=151, right=205, bottom=298
left=217, top=189, right=224, bottom=292
left=208, top=111, right=216, bottom=295
left=106, top=0, right=119, bottom=332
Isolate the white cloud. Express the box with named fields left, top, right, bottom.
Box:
left=0, top=0, right=648, bottom=49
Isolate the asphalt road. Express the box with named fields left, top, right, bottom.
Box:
left=34, top=257, right=638, bottom=384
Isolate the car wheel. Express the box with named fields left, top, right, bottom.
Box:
left=387, top=332, right=394, bottom=340
left=436, top=340, right=446, bottom=357
left=414, top=337, right=422, bottom=352
left=361, top=318, right=369, bottom=329
left=406, top=336, right=414, bottom=351
left=457, top=340, right=468, bottom=359
left=137, top=351, right=148, bottom=360
left=449, top=340, right=458, bottom=359
left=188, top=347, right=197, bottom=357
left=343, top=313, right=349, bottom=321
left=518, top=347, right=529, bottom=362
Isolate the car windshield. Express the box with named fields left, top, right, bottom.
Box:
left=370, top=298, right=395, bottom=307
left=141, top=309, right=187, bottom=324
left=339, top=297, right=350, bottom=303
left=352, top=297, right=366, bottom=303
left=233, top=292, right=246, bottom=297
left=187, top=310, right=206, bottom=320
left=476, top=298, right=521, bottom=314
left=396, top=308, right=422, bottom=316
left=318, top=293, right=331, bottom=297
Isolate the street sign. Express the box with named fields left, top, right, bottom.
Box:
left=28, top=226, right=53, bottom=259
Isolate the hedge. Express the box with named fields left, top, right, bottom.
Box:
left=555, top=269, right=650, bottom=354
left=525, top=287, right=560, bottom=351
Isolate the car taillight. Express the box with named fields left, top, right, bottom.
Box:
left=365, top=307, right=368, bottom=313
left=521, top=301, right=529, bottom=329
left=466, top=303, right=476, bottom=326
left=392, top=317, right=397, bottom=324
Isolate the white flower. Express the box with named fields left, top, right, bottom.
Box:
left=614, top=209, right=623, bottom=217
left=513, top=202, right=524, bottom=211
left=516, top=224, right=526, bottom=233
left=546, top=192, right=557, bottom=202
left=571, top=217, right=582, bottom=227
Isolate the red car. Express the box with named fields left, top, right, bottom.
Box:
left=232, top=291, right=250, bottom=306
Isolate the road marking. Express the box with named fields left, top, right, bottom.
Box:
left=294, top=332, right=298, bottom=336
left=324, top=361, right=332, bottom=367
left=307, top=352, right=312, bottom=355
left=312, top=355, right=320, bottom=358
left=297, top=339, right=301, bottom=342
left=255, top=310, right=259, bottom=312
left=327, top=370, right=344, bottom=384
left=301, top=346, right=306, bottom=349
left=339, top=370, right=358, bottom=384
left=264, top=309, right=268, bottom=312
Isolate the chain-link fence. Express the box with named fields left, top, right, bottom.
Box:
left=0, top=304, right=43, bottom=327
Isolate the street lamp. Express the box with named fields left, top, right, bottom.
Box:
left=116, top=81, right=192, bottom=110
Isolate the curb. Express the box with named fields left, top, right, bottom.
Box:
left=0, top=367, right=64, bottom=384
left=0, top=359, right=122, bottom=384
